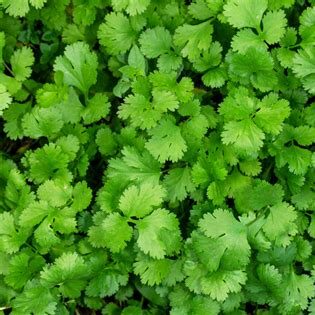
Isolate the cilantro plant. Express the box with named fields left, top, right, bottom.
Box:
left=0, top=0, right=315, bottom=314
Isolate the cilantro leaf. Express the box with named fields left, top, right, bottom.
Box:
left=224, top=0, right=267, bottom=29
left=88, top=213, right=133, bottom=252
left=82, top=93, right=111, bottom=125
left=280, top=272, right=314, bottom=314
left=40, top=252, right=88, bottom=298
left=98, top=12, right=138, bottom=54
left=145, top=117, right=187, bottom=163
left=10, top=46, right=34, bottom=82
left=170, top=285, right=221, bottom=315
left=222, top=119, right=265, bottom=154
left=293, top=47, right=315, bottom=94
left=112, top=0, right=151, bottom=16
left=2, top=0, right=47, bottom=16
left=232, top=29, right=267, bottom=53
left=163, top=167, right=195, bottom=203
left=137, top=208, right=182, bottom=258
left=134, top=252, right=184, bottom=286
left=262, top=10, right=287, bottom=44
left=3, top=102, right=31, bottom=139
left=174, top=21, right=213, bottom=59
left=139, top=27, right=172, bottom=58
left=228, top=47, right=277, bottom=91
left=119, top=94, right=162, bottom=130
left=0, top=214, right=27, bottom=254
left=254, top=93, right=290, bottom=135
left=86, top=257, right=129, bottom=298
left=199, top=209, right=250, bottom=267
left=96, top=126, right=117, bottom=156
left=107, top=146, right=161, bottom=186
left=262, top=202, right=297, bottom=246
left=54, top=42, right=98, bottom=94
left=119, top=183, right=166, bottom=218
left=22, top=107, right=64, bottom=138
left=4, top=252, right=45, bottom=290
left=37, top=180, right=72, bottom=207
left=119, top=90, right=178, bottom=130
left=13, top=280, right=57, bottom=315
left=23, top=143, right=72, bottom=184
left=0, top=84, right=12, bottom=116
left=1, top=0, right=29, bottom=17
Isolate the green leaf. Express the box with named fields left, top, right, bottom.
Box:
left=232, top=29, right=267, bottom=53
left=95, top=128, right=116, bottom=158
left=24, top=143, right=71, bottom=184
left=34, top=219, right=60, bottom=249
left=254, top=93, right=291, bottom=135
left=72, top=181, right=92, bottom=212
left=145, top=117, right=187, bottom=163
left=10, top=46, right=34, bottom=82
left=82, top=93, right=111, bottom=124
left=294, top=126, right=315, bottom=146
left=234, top=180, right=284, bottom=213
left=107, top=146, right=161, bottom=186
left=112, top=0, right=151, bottom=16
left=72, top=0, right=98, bottom=26
left=54, top=42, right=98, bottom=94
left=134, top=253, right=184, bottom=286
left=0, top=212, right=27, bottom=254
left=293, top=47, right=315, bottom=94
left=221, top=119, right=265, bottom=154
left=299, top=6, right=315, bottom=45
left=200, top=269, right=247, bottom=301
left=37, top=180, right=72, bottom=207
left=246, top=263, right=282, bottom=305
left=199, top=209, right=250, bottom=267
left=40, top=252, right=88, bottom=298
left=98, top=12, right=137, bottom=54
left=119, top=90, right=178, bottom=130
left=268, top=0, right=295, bottom=9
left=157, top=52, right=182, bottom=73
left=139, top=27, right=172, bottom=58
left=279, top=146, right=312, bottom=175
left=89, top=213, right=133, bottom=252
left=262, top=202, right=297, bottom=246
left=280, top=272, right=314, bottom=314
left=56, top=135, right=80, bottom=161
left=228, top=47, right=277, bottom=91
left=119, top=183, right=166, bottom=218
left=163, top=167, right=195, bottom=203
left=0, top=84, right=12, bottom=116
left=86, top=267, right=128, bottom=298
left=3, top=102, right=31, bottom=139
left=22, top=107, right=64, bottom=138
left=2, top=0, right=30, bottom=17
left=128, top=45, right=146, bottom=74
left=30, top=0, right=47, bottom=9
left=188, top=0, right=213, bottom=20
left=137, top=208, right=182, bottom=258
left=13, top=281, right=57, bottom=315
left=119, top=94, right=162, bottom=130
left=5, top=252, right=45, bottom=289
left=18, top=200, right=48, bottom=227
left=224, top=0, right=267, bottom=29
left=262, top=10, right=287, bottom=44
left=170, top=285, right=221, bottom=315
left=174, top=21, right=213, bottom=59
left=2, top=0, right=47, bottom=16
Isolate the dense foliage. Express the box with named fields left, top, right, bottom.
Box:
left=0, top=0, right=315, bottom=314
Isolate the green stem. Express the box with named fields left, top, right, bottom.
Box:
left=128, top=217, right=138, bottom=224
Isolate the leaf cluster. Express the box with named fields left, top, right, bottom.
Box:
left=0, top=0, right=315, bottom=314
